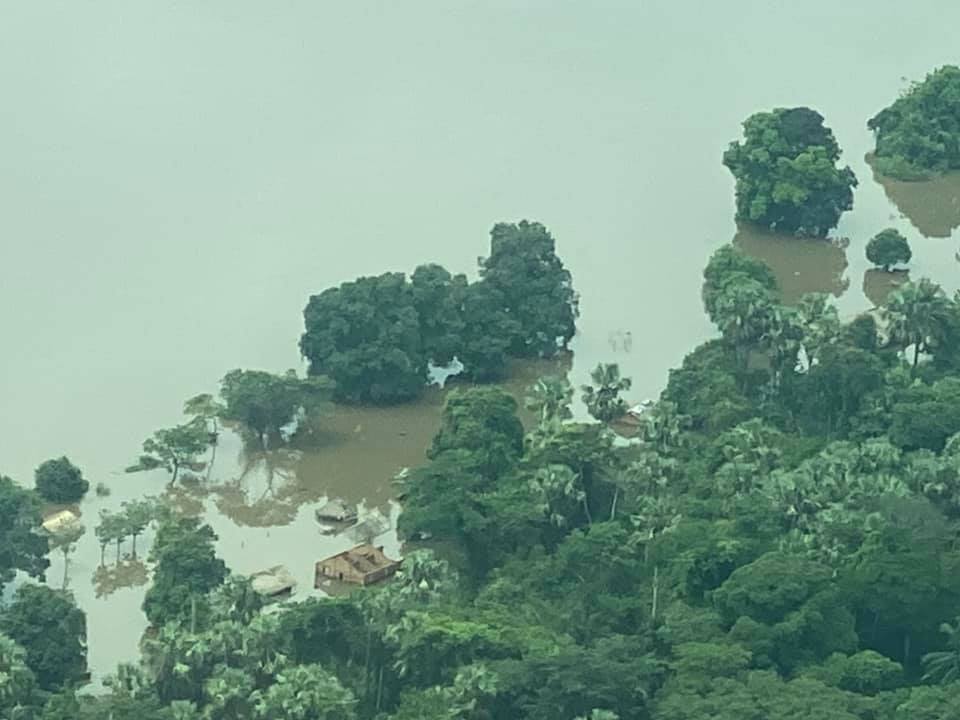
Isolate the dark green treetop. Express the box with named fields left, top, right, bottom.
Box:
left=723, top=107, right=857, bottom=236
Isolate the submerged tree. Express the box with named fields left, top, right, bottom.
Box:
left=478, top=220, right=579, bottom=358
left=869, top=65, right=960, bottom=179
left=723, top=107, right=857, bottom=236
left=866, top=228, right=912, bottom=272
left=300, top=272, right=426, bottom=404
left=219, top=368, right=333, bottom=446
left=34, top=456, right=89, bottom=504
left=126, top=418, right=212, bottom=485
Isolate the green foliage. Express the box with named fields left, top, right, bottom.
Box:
left=479, top=220, right=578, bottom=358
left=299, top=221, right=577, bottom=396
left=882, top=278, right=954, bottom=369
left=250, top=664, right=356, bottom=720
left=34, top=457, right=89, bottom=503
left=866, top=228, right=912, bottom=271
left=723, top=107, right=857, bottom=236
left=300, top=272, right=427, bottom=404
left=0, top=633, right=36, bottom=718
left=410, top=263, right=468, bottom=367
left=126, top=418, right=212, bottom=484
left=869, top=65, right=960, bottom=178
left=142, top=515, right=228, bottom=628
left=0, top=474, right=49, bottom=588
left=581, top=363, right=632, bottom=423
left=889, top=377, right=960, bottom=451
left=803, top=650, right=903, bottom=694
left=219, top=368, right=332, bottom=444
left=429, top=387, right=524, bottom=479
left=0, top=584, right=86, bottom=691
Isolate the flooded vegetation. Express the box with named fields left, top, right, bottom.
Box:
left=3, top=2, right=960, bottom=717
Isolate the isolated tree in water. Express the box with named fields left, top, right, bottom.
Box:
left=723, top=107, right=857, bottom=236
left=866, top=228, right=912, bottom=272
left=34, top=456, right=89, bottom=503
left=126, top=418, right=212, bottom=485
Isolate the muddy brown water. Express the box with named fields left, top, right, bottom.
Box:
left=2, top=1, right=960, bottom=683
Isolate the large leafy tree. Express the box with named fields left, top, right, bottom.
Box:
left=0, top=474, right=49, bottom=589
left=869, top=65, right=960, bottom=179
left=723, top=107, right=857, bottom=236
left=478, top=220, right=579, bottom=358
left=0, top=584, right=86, bottom=691
left=866, top=228, right=912, bottom=272
left=219, top=368, right=332, bottom=446
left=300, top=272, right=426, bottom=404
left=142, top=515, right=228, bottom=628
left=410, top=264, right=468, bottom=367
left=34, top=457, right=89, bottom=503
left=456, top=280, right=520, bottom=382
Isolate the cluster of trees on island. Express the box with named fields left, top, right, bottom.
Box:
left=1, top=63, right=960, bottom=719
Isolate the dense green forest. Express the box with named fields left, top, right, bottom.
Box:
left=869, top=65, right=960, bottom=180
left=4, top=236, right=960, bottom=718
left=4, top=67, right=960, bottom=719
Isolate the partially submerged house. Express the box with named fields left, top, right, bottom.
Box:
left=41, top=509, right=80, bottom=534
left=315, top=499, right=357, bottom=524
left=315, top=544, right=401, bottom=587
left=250, top=565, right=297, bottom=602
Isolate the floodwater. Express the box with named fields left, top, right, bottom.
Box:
left=2, top=1, right=960, bottom=682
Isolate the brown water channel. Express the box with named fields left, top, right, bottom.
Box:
left=2, top=1, right=959, bottom=682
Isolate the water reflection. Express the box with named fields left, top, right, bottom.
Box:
left=869, top=158, right=960, bottom=238
left=93, top=561, right=149, bottom=599
left=734, top=226, right=850, bottom=304
left=862, top=269, right=910, bottom=309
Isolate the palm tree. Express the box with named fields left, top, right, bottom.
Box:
left=712, top=279, right=777, bottom=370
left=525, top=375, right=573, bottom=426
left=581, top=363, right=632, bottom=423
left=529, top=464, right=591, bottom=527
left=922, top=618, right=960, bottom=683
left=882, top=279, right=953, bottom=370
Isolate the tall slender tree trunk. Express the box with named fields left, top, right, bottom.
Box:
left=171, top=461, right=180, bottom=486
left=376, top=664, right=385, bottom=711
left=62, top=550, right=70, bottom=590
left=131, top=534, right=138, bottom=560
left=610, top=488, right=619, bottom=520
left=115, top=538, right=122, bottom=565
left=651, top=564, right=660, bottom=621
left=99, top=544, right=106, bottom=567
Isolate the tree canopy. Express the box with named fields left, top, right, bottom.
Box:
left=865, top=228, right=912, bottom=272
left=300, top=221, right=578, bottom=403
left=0, top=474, right=49, bottom=589
left=723, top=107, right=857, bottom=236
left=34, top=457, right=89, bottom=504
left=0, top=584, right=87, bottom=691
left=869, top=65, right=960, bottom=179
